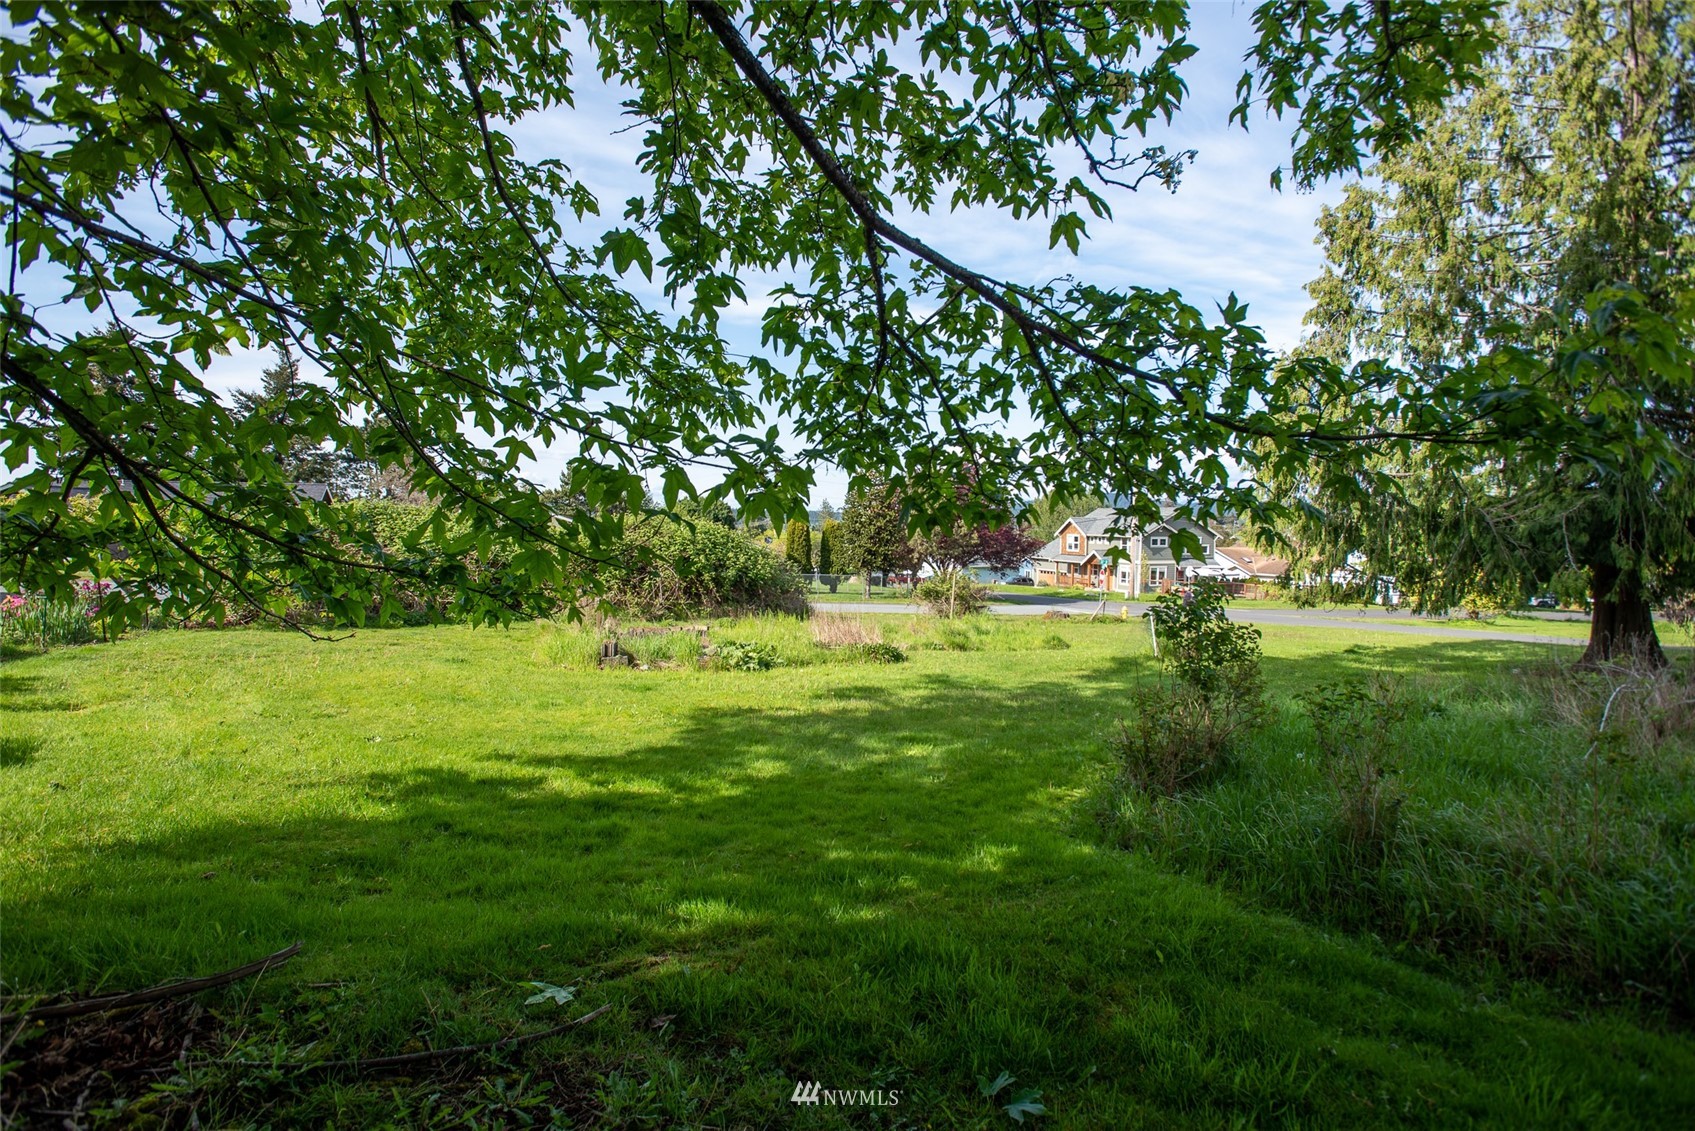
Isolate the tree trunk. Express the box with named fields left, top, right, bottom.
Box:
left=1582, top=561, right=1665, bottom=667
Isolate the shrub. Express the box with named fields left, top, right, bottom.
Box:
left=1108, top=682, right=1245, bottom=796
left=1287, top=580, right=1367, bottom=608
left=604, top=518, right=806, bottom=619
left=328, top=499, right=491, bottom=624
left=709, top=640, right=781, bottom=671
left=848, top=641, right=907, bottom=664
left=928, top=619, right=983, bottom=651
left=1458, top=589, right=1503, bottom=620
left=1041, top=633, right=1070, bottom=650
left=1146, top=583, right=1264, bottom=698
left=1108, top=583, right=1266, bottom=797
left=914, top=571, right=988, bottom=617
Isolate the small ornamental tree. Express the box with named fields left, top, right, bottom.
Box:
left=914, top=522, right=1044, bottom=577
left=229, top=346, right=342, bottom=487
left=975, top=525, right=1046, bottom=577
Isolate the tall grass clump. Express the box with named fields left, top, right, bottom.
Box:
left=709, top=613, right=818, bottom=666
left=810, top=613, right=881, bottom=648
left=1096, top=650, right=1695, bottom=1012
left=624, top=629, right=705, bottom=668
left=537, top=620, right=603, bottom=670
left=1299, top=674, right=1413, bottom=862
left=540, top=620, right=710, bottom=670
left=897, top=614, right=1116, bottom=654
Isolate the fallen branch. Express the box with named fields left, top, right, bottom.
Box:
left=4, top=943, right=302, bottom=1024
left=227, top=1002, right=614, bottom=1074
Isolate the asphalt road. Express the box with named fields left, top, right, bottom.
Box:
left=812, top=594, right=1595, bottom=647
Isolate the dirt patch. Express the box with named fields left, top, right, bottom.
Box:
left=4, top=998, right=217, bottom=1127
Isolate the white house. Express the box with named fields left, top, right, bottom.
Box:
left=1210, top=544, right=1291, bottom=584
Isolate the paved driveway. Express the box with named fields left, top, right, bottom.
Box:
left=812, top=595, right=1594, bottom=647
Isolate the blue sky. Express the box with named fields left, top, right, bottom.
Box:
left=17, top=1, right=1348, bottom=509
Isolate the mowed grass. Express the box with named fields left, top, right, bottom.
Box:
left=1370, top=613, right=1668, bottom=642
left=3, top=619, right=1693, bottom=1127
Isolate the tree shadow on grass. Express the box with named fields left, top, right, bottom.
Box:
left=0, top=734, right=42, bottom=767
left=0, top=670, right=83, bottom=713
left=4, top=639, right=1691, bottom=1125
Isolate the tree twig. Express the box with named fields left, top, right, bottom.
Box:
left=4, top=943, right=302, bottom=1023
left=225, top=1002, right=614, bottom=1074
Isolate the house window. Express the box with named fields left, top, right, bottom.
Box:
left=1149, top=566, right=1168, bottom=582
left=1149, top=535, right=1168, bottom=550
left=1065, top=533, right=1080, bottom=552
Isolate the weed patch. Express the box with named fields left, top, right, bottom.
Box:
left=809, top=613, right=882, bottom=648
left=1098, top=653, right=1695, bottom=1012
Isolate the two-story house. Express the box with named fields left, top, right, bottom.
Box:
left=1030, top=507, right=1125, bottom=590
left=1031, top=505, right=1220, bottom=597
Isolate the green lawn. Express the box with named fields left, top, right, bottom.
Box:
left=3, top=620, right=1692, bottom=1127
left=1370, top=613, right=1670, bottom=642
left=807, top=588, right=916, bottom=602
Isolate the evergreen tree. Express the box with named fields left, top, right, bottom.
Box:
left=1285, top=0, right=1695, bottom=664
left=1023, top=490, right=1104, bottom=539
left=817, top=518, right=839, bottom=575
left=231, top=347, right=339, bottom=487
left=837, top=478, right=917, bottom=592
left=538, top=472, right=587, bottom=518
left=783, top=519, right=813, bottom=573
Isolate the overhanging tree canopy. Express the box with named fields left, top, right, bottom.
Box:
left=4, top=0, right=1620, bottom=630
left=1275, top=0, right=1695, bottom=663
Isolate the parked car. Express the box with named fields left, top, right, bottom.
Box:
left=1006, top=576, right=1035, bottom=586
left=1527, top=594, right=1558, bottom=609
